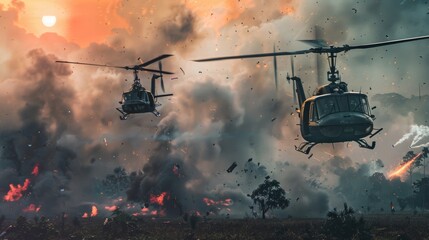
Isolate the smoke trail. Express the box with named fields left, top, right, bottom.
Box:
left=394, top=125, right=429, bottom=148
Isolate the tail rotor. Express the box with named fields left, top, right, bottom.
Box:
left=287, top=56, right=297, bottom=104
left=159, top=61, right=165, bottom=93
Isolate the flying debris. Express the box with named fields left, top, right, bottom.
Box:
left=248, top=158, right=253, bottom=162
left=226, top=162, right=238, bottom=173
left=56, top=54, right=175, bottom=120
left=194, top=35, right=429, bottom=154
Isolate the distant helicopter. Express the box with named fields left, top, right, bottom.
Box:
left=57, top=55, right=174, bottom=120
left=194, top=35, right=429, bottom=154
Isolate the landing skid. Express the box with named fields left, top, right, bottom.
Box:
left=295, top=142, right=318, bottom=154
left=116, top=108, right=129, bottom=120
left=355, top=139, right=376, bottom=149
left=295, top=138, right=376, bottom=155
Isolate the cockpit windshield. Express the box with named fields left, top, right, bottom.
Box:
left=315, top=94, right=370, bottom=119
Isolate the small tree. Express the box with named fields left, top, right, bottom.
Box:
left=250, top=179, right=289, bottom=219
left=323, top=203, right=369, bottom=240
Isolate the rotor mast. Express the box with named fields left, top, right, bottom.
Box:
left=327, top=51, right=340, bottom=83
left=132, top=69, right=143, bottom=90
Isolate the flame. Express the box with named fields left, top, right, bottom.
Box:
left=150, top=192, right=169, bottom=206
left=142, top=207, right=149, bottom=213
left=172, top=165, right=180, bottom=177
left=23, top=204, right=41, bottom=213
left=82, top=205, right=98, bottom=218
left=31, top=164, right=39, bottom=176
left=389, top=152, right=423, bottom=179
left=4, top=179, right=31, bottom=202
left=90, top=205, right=98, bottom=217
left=203, top=197, right=233, bottom=206
left=104, top=205, right=117, bottom=212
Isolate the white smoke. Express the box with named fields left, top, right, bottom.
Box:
left=394, top=125, right=429, bottom=148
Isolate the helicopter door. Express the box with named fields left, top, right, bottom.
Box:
left=302, top=101, right=311, bottom=135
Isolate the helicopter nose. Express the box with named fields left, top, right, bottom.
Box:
left=318, top=112, right=373, bottom=138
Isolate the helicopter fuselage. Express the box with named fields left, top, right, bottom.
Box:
left=120, top=89, right=156, bottom=114
left=300, top=92, right=373, bottom=143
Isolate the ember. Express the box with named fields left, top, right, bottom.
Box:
left=31, top=164, right=39, bottom=176
left=4, top=179, right=31, bottom=202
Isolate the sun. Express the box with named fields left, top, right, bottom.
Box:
left=42, top=16, right=57, bottom=27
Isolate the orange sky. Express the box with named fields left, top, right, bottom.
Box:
left=1, top=0, right=128, bottom=47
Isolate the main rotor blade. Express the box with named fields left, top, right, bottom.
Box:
left=137, top=54, right=173, bottom=68
left=194, top=35, right=429, bottom=62
left=194, top=49, right=312, bottom=62
left=139, top=67, right=174, bottom=75
left=56, top=60, right=125, bottom=69
left=345, top=35, right=429, bottom=51
left=299, top=39, right=329, bottom=48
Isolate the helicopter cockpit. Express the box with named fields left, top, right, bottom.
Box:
left=122, top=90, right=151, bottom=104
left=309, top=93, right=370, bottom=120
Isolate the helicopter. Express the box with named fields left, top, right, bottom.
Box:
left=194, top=35, right=429, bottom=154
left=56, top=54, right=174, bottom=120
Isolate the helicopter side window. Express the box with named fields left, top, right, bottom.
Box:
left=360, top=96, right=369, bottom=114
left=309, top=102, right=318, bottom=121
left=316, top=96, right=338, bottom=119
